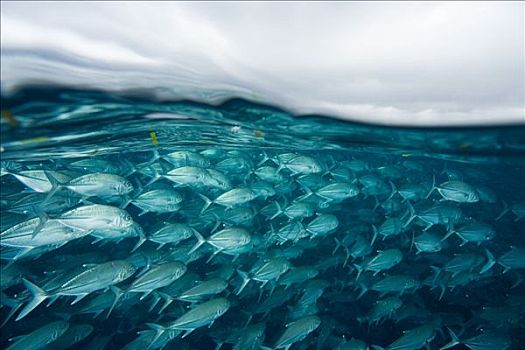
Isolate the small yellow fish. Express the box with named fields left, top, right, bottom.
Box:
left=150, top=131, right=159, bottom=145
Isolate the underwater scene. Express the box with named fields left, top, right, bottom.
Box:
left=0, top=88, right=525, bottom=350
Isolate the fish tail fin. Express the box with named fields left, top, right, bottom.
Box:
left=480, top=248, right=496, bottom=274
left=430, top=266, right=442, bottom=285
left=157, top=292, right=174, bottom=314
left=118, top=156, right=137, bottom=177
left=146, top=149, right=161, bottom=166
left=370, top=225, right=379, bottom=246
left=29, top=205, right=49, bottom=238
left=146, top=323, right=166, bottom=348
left=16, top=279, right=48, bottom=321
left=42, top=170, right=65, bottom=204
left=270, top=201, right=283, bottom=220
left=120, top=195, right=132, bottom=209
left=356, top=283, right=368, bottom=299
left=354, top=264, right=363, bottom=280
left=386, top=181, right=397, bottom=201
left=131, top=232, right=147, bottom=253
left=198, top=193, right=212, bottom=214
left=257, top=151, right=271, bottom=167
left=188, top=229, right=206, bottom=255
left=144, top=168, right=161, bottom=187
left=495, top=200, right=509, bottom=221
left=236, top=269, right=251, bottom=295
left=439, top=328, right=460, bottom=350
left=441, top=229, right=455, bottom=242
left=300, top=184, right=313, bottom=199
left=0, top=297, right=23, bottom=327
left=148, top=292, right=161, bottom=312
left=425, top=174, right=436, bottom=199
left=332, top=237, right=342, bottom=255
left=403, top=201, right=416, bottom=228
left=107, top=286, right=123, bottom=318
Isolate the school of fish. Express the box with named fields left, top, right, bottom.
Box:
left=1, top=148, right=524, bottom=350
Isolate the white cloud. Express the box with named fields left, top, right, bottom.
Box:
left=1, top=2, right=523, bottom=125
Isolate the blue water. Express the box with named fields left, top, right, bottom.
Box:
left=1, top=88, right=525, bottom=349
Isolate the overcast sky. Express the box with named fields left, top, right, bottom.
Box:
left=1, top=2, right=523, bottom=125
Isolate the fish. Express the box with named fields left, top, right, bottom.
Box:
left=147, top=297, right=230, bottom=339
left=427, top=178, right=480, bottom=203
left=52, top=172, right=134, bottom=197
left=176, top=277, right=228, bottom=303
left=16, top=260, right=136, bottom=320
left=6, top=320, right=70, bottom=350
left=354, top=249, right=403, bottom=279
left=130, top=188, right=183, bottom=215
left=125, top=261, right=187, bottom=299
left=189, top=227, right=252, bottom=260
left=442, top=222, right=495, bottom=246
left=270, top=315, right=321, bottom=350
left=237, top=257, right=291, bottom=294
left=376, top=324, right=435, bottom=350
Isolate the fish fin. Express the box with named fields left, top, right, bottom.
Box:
left=354, top=264, right=363, bottom=280
left=146, top=149, right=161, bottom=167
left=441, top=229, right=455, bottom=242
left=480, top=248, right=496, bottom=274
left=270, top=201, right=283, bottom=220
left=120, top=195, right=132, bottom=209
left=140, top=290, right=152, bottom=301
left=30, top=206, right=49, bottom=238
left=42, top=170, right=65, bottom=204
left=495, top=200, right=509, bottom=221
left=107, top=286, right=123, bottom=318
left=439, top=328, right=460, bottom=350
left=144, top=167, right=162, bottom=187
left=146, top=323, right=166, bottom=348
left=46, top=295, right=60, bottom=307
left=403, top=201, right=416, bottom=228
left=356, top=283, right=368, bottom=299
left=181, top=328, right=196, bottom=338
left=157, top=292, right=174, bottom=314
left=148, top=292, right=161, bottom=312
left=370, top=225, right=379, bottom=246
left=425, top=174, right=436, bottom=199
left=236, top=269, right=251, bottom=295
left=299, top=184, right=313, bottom=199
left=388, top=180, right=398, bottom=200
left=332, top=237, right=342, bottom=255
left=71, top=293, right=89, bottom=305
left=206, top=248, right=223, bottom=263
left=371, top=346, right=385, bottom=350
left=256, top=151, right=270, bottom=166
left=11, top=247, right=34, bottom=260
left=188, top=229, right=206, bottom=255
left=131, top=233, right=147, bottom=253
left=198, top=193, right=212, bottom=214
left=0, top=299, right=22, bottom=328
left=16, top=279, right=48, bottom=321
